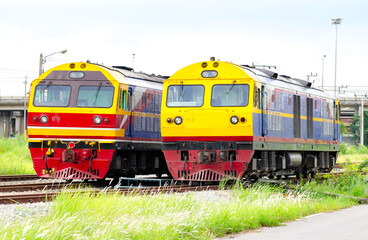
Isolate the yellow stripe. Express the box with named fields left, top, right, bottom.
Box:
left=253, top=109, right=336, bottom=123
left=28, top=128, right=125, bottom=137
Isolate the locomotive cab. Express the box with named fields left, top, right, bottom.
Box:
left=28, top=62, right=167, bottom=180
left=161, top=61, right=255, bottom=181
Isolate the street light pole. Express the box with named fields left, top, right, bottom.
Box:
left=361, top=97, right=364, bottom=146
left=39, top=49, right=67, bottom=76
left=321, top=55, right=326, bottom=89
left=332, top=18, right=342, bottom=98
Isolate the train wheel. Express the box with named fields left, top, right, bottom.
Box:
left=65, top=179, right=73, bottom=184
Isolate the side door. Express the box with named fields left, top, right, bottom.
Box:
left=260, top=85, right=268, bottom=137
left=293, top=95, right=301, bottom=138
left=128, top=87, right=134, bottom=137
left=307, top=98, right=313, bottom=139
left=333, top=100, right=339, bottom=141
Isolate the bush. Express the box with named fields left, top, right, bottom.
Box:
left=0, top=135, right=34, bottom=175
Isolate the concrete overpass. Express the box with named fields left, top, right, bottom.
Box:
left=0, top=96, right=363, bottom=138
left=0, top=96, right=27, bottom=137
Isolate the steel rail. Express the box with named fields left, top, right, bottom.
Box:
left=0, top=175, right=39, bottom=181
left=0, top=185, right=220, bottom=204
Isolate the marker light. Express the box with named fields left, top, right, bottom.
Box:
left=174, top=116, right=183, bottom=125
left=230, top=116, right=239, bottom=124
left=167, top=118, right=172, bottom=123
left=32, top=116, right=38, bottom=122
left=40, top=115, right=48, bottom=124
left=94, top=116, right=102, bottom=124
left=68, top=142, right=75, bottom=149
left=201, top=70, right=218, bottom=78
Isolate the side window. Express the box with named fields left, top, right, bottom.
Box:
left=142, top=92, right=146, bottom=109
left=253, top=85, right=258, bottom=107
left=123, top=90, right=127, bottom=110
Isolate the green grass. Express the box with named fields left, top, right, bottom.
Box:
left=302, top=172, right=368, bottom=198
left=0, top=184, right=356, bottom=240
left=0, top=135, right=34, bottom=175
left=337, top=143, right=368, bottom=163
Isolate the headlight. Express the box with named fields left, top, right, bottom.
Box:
left=94, top=116, right=102, bottom=124
left=174, top=116, right=183, bottom=125
left=230, top=116, right=239, bottom=124
left=40, top=115, right=48, bottom=124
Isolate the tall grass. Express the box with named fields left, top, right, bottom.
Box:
left=0, top=184, right=355, bottom=239
left=338, top=143, right=368, bottom=163
left=301, top=172, right=368, bottom=198
left=0, top=135, right=34, bottom=175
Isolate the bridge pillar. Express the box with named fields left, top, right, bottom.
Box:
left=0, top=116, right=4, bottom=136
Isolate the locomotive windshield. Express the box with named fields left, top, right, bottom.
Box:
left=211, top=84, right=249, bottom=107
left=33, top=85, right=71, bottom=107
left=77, top=85, right=114, bottom=108
left=166, top=85, right=204, bottom=107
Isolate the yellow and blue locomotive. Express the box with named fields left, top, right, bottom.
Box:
left=161, top=60, right=340, bottom=181
left=27, top=62, right=169, bottom=180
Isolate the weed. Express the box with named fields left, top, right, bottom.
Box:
left=0, top=135, right=34, bottom=175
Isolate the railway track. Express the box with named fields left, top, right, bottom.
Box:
left=0, top=185, right=220, bottom=204
left=0, top=182, right=82, bottom=193
left=0, top=175, right=39, bottom=182
left=0, top=170, right=366, bottom=205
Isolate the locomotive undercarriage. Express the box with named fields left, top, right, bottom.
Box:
left=107, top=150, right=169, bottom=178
left=29, top=141, right=170, bottom=180
left=247, top=150, right=337, bottom=180
left=163, top=140, right=338, bottom=181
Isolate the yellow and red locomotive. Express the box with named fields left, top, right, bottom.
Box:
left=161, top=60, right=340, bottom=181
left=27, top=62, right=169, bottom=180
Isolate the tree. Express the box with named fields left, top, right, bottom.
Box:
left=349, top=112, right=368, bottom=146
left=340, top=121, right=347, bottom=135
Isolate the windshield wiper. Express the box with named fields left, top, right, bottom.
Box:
left=179, top=83, right=185, bottom=101
left=93, top=82, right=102, bottom=105
left=226, top=80, right=236, bottom=101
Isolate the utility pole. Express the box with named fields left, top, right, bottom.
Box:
left=361, top=97, right=365, bottom=146
left=332, top=18, right=342, bottom=97
left=39, top=53, right=43, bottom=76
left=307, top=72, right=317, bottom=83
left=132, top=53, right=135, bottom=70
left=321, top=55, right=326, bottom=89
left=355, top=93, right=366, bottom=146
left=24, top=75, right=27, bottom=136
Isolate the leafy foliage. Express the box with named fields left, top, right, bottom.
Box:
left=349, top=112, right=368, bottom=146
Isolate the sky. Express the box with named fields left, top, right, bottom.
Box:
left=0, top=0, right=367, bottom=96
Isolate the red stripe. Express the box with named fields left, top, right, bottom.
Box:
left=162, top=135, right=339, bottom=145
left=28, top=112, right=117, bottom=128
left=28, top=135, right=161, bottom=142
left=162, top=136, right=254, bottom=142
left=253, top=136, right=339, bottom=145
left=28, top=135, right=117, bottom=140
